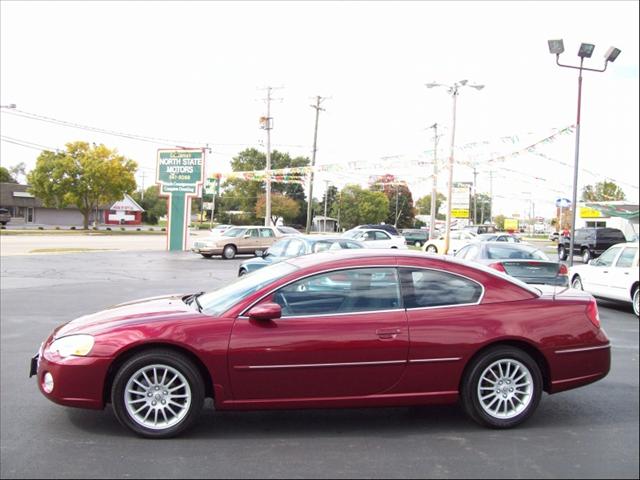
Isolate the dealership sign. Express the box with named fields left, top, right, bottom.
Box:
left=156, top=149, right=205, bottom=251
left=451, top=183, right=471, bottom=218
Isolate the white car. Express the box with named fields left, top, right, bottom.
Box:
left=422, top=230, right=477, bottom=255
left=569, top=242, right=639, bottom=316
left=342, top=228, right=408, bottom=249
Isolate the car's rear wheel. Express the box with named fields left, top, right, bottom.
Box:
left=571, top=275, right=583, bottom=290
left=461, top=346, right=542, bottom=429
left=581, top=248, right=591, bottom=264
left=111, top=349, right=205, bottom=438
left=426, top=245, right=438, bottom=253
left=558, top=245, right=567, bottom=261
left=633, top=287, right=639, bottom=317
left=222, top=245, right=236, bottom=260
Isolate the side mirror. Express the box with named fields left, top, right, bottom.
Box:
left=247, top=302, right=282, bottom=321
left=244, top=234, right=251, bottom=239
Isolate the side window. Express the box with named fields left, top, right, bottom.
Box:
left=597, top=247, right=621, bottom=267
left=267, top=239, right=289, bottom=257
left=454, top=245, right=470, bottom=258
left=375, top=231, right=390, bottom=240
left=400, top=268, right=483, bottom=308
left=260, top=228, right=275, bottom=238
left=497, top=236, right=507, bottom=242
left=463, top=244, right=479, bottom=259
left=273, top=268, right=401, bottom=316
left=615, top=247, right=636, bottom=268
left=248, top=228, right=259, bottom=238
left=284, top=239, right=305, bottom=257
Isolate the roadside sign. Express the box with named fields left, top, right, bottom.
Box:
left=555, top=198, right=571, bottom=208
left=156, top=149, right=205, bottom=251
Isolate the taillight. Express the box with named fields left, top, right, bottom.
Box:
left=586, top=299, right=601, bottom=329
left=488, top=262, right=506, bottom=272
left=558, top=264, right=568, bottom=275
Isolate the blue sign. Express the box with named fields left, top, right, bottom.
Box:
left=555, top=198, right=571, bottom=208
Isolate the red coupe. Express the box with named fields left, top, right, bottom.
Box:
left=30, top=250, right=610, bottom=438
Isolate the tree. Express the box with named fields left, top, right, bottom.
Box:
left=27, top=142, right=137, bottom=229
left=8, top=162, right=27, bottom=183
left=255, top=193, right=300, bottom=224
left=470, top=193, right=492, bottom=224
left=581, top=181, right=626, bottom=202
left=370, top=174, right=416, bottom=228
left=493, top=214, right=506, bottom=231
left=131, top=185, right=167, bottom=225
left=222, top=148, right=309, bottom=225
left=415, top=193, right=446, bottom=220
left=335, top=184, right=389, bottom=229
left=0, top=166, right=17, bottom=183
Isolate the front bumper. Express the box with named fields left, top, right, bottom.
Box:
left=192, top=246, right=223, bottom=255
left=31, top=349, right=111, bottom=410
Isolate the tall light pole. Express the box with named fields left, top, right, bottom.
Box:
left=426, top=80, right=484, bottom=254
left=428, top=123, right=439, bottom=240
left=547, top=39, right=621, bottom=266
left=306, top=96, right=327, bottom=233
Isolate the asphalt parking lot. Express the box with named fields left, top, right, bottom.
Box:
left=1, top=242, right=638, bottom=479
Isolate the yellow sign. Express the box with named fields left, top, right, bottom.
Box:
left=504, top=218, right=519, bottom=230
left=580, top=207, right=603, bottom=218
left=452, top=209, right=469, bottom=218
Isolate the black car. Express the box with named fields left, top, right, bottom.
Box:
left=354, top=224, right=400, bottom=236
left=558, top=227, right=627, bottom=263
left=401, top=229, right=429, bottom=247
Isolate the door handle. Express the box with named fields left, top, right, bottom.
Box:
left=376, top=328, right=402, bottom=340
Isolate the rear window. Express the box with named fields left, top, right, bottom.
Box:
left=598, top=230, right=626, bottom=241
left=486, top=245, right=548, bottom=260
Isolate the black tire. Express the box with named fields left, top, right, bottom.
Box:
left=201, top=254, right=213, bottom=259
left=111, top=349, right=205, bottom=438
left=558, top=245, right=567, bottom=261
left=238, top=268, right=247, bottom=276
left=581, top=248, right=591, bottom=264
left=222, top=245, right=236, bottom=260
left=571, top=275, right=583, bottom=290
left=461, top=346, right=542, bottom=429
left=426, top=245, right=438, bottom=253
left=632, top=287, right=639, bottom=317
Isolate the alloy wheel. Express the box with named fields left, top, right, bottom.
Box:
left=633, top=289, right=639, bottom=317
left=477, top=359, right=533, bottom=420
left=572, top=276, right=583, bottom=290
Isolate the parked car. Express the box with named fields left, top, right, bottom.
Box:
left=342, top=228, right=407, bottom=249
left=569, top=242, right=639, bottom=316
left=351, top=224, right=401, bottom=236
left=549, top=231, right=560, bottom=242
left=401, top=229, right=429, bottom=247
left=558, top=227, right=627, bottom=263
left=0, top=207, right=10, bottom=226
left=276, top=226, right=301, bottom=236
left=474, top=233, right=523, bottom=243
left=464, top=224, right=497, bottom=235
left=192, top=225, right=282, bottom=259
left=422, top=230, right=477, bottom=254
left=30, top=250, right=610, bottom=438
left=455, top=242, right=568, bottom=287
left=238, top=235, right=364, bottom=276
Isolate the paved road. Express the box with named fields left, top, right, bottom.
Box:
left=1, top=249, right=638, bottom=479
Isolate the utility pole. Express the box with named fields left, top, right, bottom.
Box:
left=323, top=180, right=330, bottom=232
left=394, top=183, right=400, bottom=227
left=472, top=166, right=478, bottom=224
left=489, top=168, right=494, bottom=224
left=140, top=171, right=146, bottom=201
left=429, top=123, right=439, bottom=240
left=306, top=96, right=327, bottom=233
left=259, top=86, right=283, bottom=227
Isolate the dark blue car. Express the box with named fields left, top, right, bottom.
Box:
left=238, top=235, right=364, bottom=276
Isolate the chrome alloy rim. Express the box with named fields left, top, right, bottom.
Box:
left=634, top=290, right=639, bottom=316
left=124, top=364, right=192, bottom=430
left=477, top=359, right=533, bottom=420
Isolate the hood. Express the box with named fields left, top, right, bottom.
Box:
left=54, top=293, right=197, bottom=338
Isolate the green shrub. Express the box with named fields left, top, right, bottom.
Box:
left=161, top=227, right=166, bottom=232
left=120, top=227, right=126, bottom=231
left=55, top=226, right=61, bottom=230
left=136, top=228, right=141, bottom=231
left=38, top=226, right=44, bottom=230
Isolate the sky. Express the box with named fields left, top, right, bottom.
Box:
left=1, top=0, right=638, bottom=220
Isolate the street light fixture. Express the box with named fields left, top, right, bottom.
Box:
left=0, top=104, right=17, bottom=109
left=547, top=39, right=621, bottom=266
left=426, top=80, right=484, bottom=254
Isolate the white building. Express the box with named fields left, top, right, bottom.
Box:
left=575, top=201, right=639, bottom=241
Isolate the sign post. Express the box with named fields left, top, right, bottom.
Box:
left=156, top=149, right=205, bottom=251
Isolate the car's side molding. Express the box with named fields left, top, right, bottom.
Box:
left=233, top=359, right=406, bottom=370
left=554, top=343, right=611, bottom=354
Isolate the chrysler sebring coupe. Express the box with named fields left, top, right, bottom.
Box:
left=30, top=250, right=610, bottom=438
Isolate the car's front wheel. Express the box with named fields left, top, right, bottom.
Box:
left=581, top=248, right=591, bottom=264
left=222, top=245, right=237, bottom=259
left=238, top=268, right=247, bottom=276
left=558, top=245, right=567, bottom=261
left=461, top=346, right=542, bottom=429
left=571, top=275, right=583, bottom=290
left=111, top=349, right=205, bottom=438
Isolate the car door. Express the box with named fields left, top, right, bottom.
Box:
left=227, top=266, right=409, bottom=400
left=585, top=246, right=622, bottom=297
left=607, top=246, right=638, bottom=301
left=374, top=230, right=393, bottom=248
left=259, top=227, right=277, bottom=249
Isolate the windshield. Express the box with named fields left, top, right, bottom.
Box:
left=342, top=230, right=362, bottom=239
left=222, top=227, right=246, bottom=238
left=199, top=261, right=299, bottom=316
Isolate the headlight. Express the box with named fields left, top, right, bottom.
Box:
left=48, top=334, right=95, bottom=358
